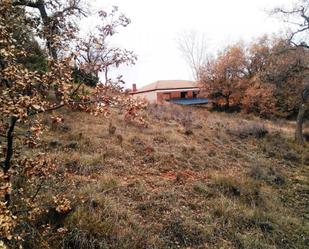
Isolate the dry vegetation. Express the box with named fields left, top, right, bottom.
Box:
left=24, top=105, right=308, bottom=249
left=1, top=1, right=309, bottom=248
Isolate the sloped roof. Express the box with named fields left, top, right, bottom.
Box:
left=135, top=80, right=199, bottom=93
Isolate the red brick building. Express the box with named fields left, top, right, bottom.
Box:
left=130, top=80, right=203, bottom=104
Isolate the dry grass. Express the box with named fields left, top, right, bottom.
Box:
left=26, top=105, right=309, bottom=249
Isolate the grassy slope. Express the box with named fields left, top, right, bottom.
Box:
left=39, top=105, right=308, bottom=249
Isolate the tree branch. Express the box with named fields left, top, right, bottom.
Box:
left=28, top=103, right=65, bottom=117
left=12, top=0, right=40, bottom=8
left=2, top=116, right=18, bottom=173
left=31, top=180, right=44, bottom=202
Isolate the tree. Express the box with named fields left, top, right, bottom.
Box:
left=0, top=1, right=144, bottom=247
left=199, top=43, right=249, bottom=110
left=272, top=0, right=309, bottom=144
left=177, top=30, right=208, bottom=80
left=241, top=77, right=276, bottom=117
left=74, top=6, right=137, bottom=88
left=199, top=35, right=308, bottom=119
left=247, top=36, right=308, bottom=118
left=13, top=0, right=88, bottom=60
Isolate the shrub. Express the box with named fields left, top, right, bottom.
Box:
left=227, top=122, right=268, bottom=139
left=72, top=67, right=99, bottom=87
left=249, top=164, right=286, bottom=185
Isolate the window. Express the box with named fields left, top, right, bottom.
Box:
left=163, top=93, right=171, bottom=100
left=180, top=92, right=188, bottom=98
left=193, top=91, right=198, bottom=98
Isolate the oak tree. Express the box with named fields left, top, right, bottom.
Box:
left=0, top=1, right=144, bottom=247
left=199, top=43, right=249, bottom=110
left=273, top=0, right=309, bottom=143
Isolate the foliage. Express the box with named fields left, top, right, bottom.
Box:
left=250, top=37, right=307, bottom=117
left=74, top=6, right=137, bottom=88
left=200, top=43, right=249, bottom=110
left=0, top=1, right=144, bottom=247
left=200, top=36, right=309, bottom=118
left=72, top=67, right=99, bottom=87
left=241, top=79, right=275, bottom=117
left=272, top=0, right=309, bottom=143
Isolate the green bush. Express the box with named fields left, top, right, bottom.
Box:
left=72, top=67, right=99, bottom=87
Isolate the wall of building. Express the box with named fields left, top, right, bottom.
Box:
left=132, top=91, right=157, bottom=103
left=156, top=90, right=199, bottom=103
left=132, top=88, right=201, bottom=104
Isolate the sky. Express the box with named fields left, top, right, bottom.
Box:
left=81, top=0, right=293, bottom=89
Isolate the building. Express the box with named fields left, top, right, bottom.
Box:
left=130, top=80, right=208, bottom=105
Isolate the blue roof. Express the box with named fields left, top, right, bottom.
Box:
left=169, top=98, right=209, bottom=105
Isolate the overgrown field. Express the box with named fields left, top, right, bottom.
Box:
left=25, top=105, right=309, bottom=249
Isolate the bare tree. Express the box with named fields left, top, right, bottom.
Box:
left=273, top=0, right=309, bottom=144
left=74, top=6, right=137, bottom=88
left=177, top=30, right=208, bottom=80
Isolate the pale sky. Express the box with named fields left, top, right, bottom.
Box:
left=82, top=0, right=293, bottom=88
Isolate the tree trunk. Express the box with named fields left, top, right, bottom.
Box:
left=295, top=84, right=309, bottom=144
left=295, top=103, right=306, bottom=144
left=225, top=96, right=230, bottom=110
left=104, top=68, right=109, bottom=86
left=13, top=0, right=58, bottom=60
left=36, top=1, right=58, bottom=60
left=3, top=116, right=17, bottom=173
left=2, top=116, right=17, bottom=207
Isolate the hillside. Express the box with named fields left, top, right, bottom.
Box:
left=22, top=104, right=308, bottom=249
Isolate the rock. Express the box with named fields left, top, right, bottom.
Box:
left=66, top=141, right=78, bottom=149
left=272, top=175, right=286, bottom=185
left=90, top=199, right=98, bottom=208
left=49, top=139, right=61, bottom=148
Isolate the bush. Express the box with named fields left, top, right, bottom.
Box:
left=249, top=164, right=286, bottom=185
left=72, top=67, right=99, bottom=87
left=227, top=122, right=268, bottom=139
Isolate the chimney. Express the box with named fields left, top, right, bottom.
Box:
left=132, top=83, right=137, bottom=92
